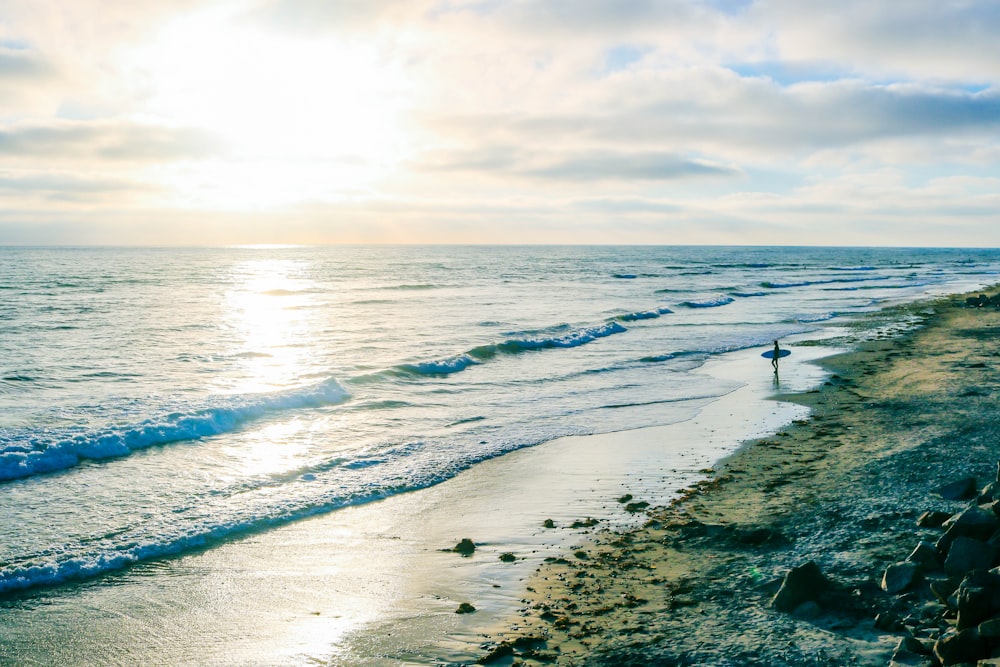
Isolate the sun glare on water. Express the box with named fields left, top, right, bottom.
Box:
left=133, top=5, right=413, bottom=209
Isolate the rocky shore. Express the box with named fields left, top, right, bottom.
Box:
left=476, top=290, right=1000, bottom=666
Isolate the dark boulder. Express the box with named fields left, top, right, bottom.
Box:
left=934, top=477, right=978, bottom=501
left=906, top=541, right=943, bottom=572
left=916, top=510, right=953, bottom=528
left=937, top=506, right=1000, bottom=553
left=882, top=561, right=922, bottom=594
left=944, top=537, right=998, bottom=577
left=772, top=561, right=828, bottom=612
left=452, top=538, right=476, bottom=556
left=934, top=627, right=987, bottom=665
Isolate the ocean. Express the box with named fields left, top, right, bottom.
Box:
left=1, top=245, right=999, bottom=663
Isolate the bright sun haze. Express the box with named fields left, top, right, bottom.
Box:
left=0, top=1, right=997, bottom=245
left=132, top=5, right=413, bottom=209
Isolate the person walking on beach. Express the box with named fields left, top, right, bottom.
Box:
left=771, top=340, right=781, bottom=373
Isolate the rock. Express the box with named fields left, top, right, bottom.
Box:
left=980, top=481, right=1000, bottom=504
left=452, top=538, right=476, bottom=556
left=935, top=477, right=978, bottom=501
left=891, top=636, right=932, bottom=666
left=967, top=295, right=989, bottom=308
left=883, top=561, right=923, bottom=594
left=477, top=641, right=514, bottom=664
left=978, top=616, right=1000, bottom=638
left=931, top=579, right=959, bottom=605
left=542, top=519, right=555, bottom=528
left=772, top=561, right=828, bottom=612
left=917, top=510, right=954, bottom=528
left=945, top=506, right=1000, bottom=537
left=896, top=635, right=932, bottom=656
left=455, top=602, right=477, bottom=614
left=944, top=537, right=998, bottom=577
left=934, top=627, right=987, bottom=665
left=957, top=572, right=998, bottom=630
left=499, top=552, right=517, bottom=563
left=938, top=507, right=1000, bottom=553
left=875, top=612, right=904, bottom=631
left=907, top=541, right=944, bottom=571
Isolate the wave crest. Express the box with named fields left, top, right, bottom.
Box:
left=0, top=379, right=350, bottom=482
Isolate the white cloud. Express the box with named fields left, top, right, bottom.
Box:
left=0, top=121, right=225, bottom=164
left=0, top=0, right=999, bottom=244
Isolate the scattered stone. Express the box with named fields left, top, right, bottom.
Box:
left=570, top=518, right=599, bottom=529
left=930, top=579, right=958, bottom=605
left=917, top=510, right=953, bottom=528
left=980, top=481, right=1000, bottom=504
left=875, top=612, right=905, bottom=632
left=937, top=508, right=1000, bottom=555
left=896, top=635, right=932, bottom=656
left=883, top=561, right=923, bottom=594
left=520, top=647, right=559, bottom=662
left=624, top=501, right=650, bottom=513
left=772, top=561, right=828, bottom=612
left=935, top=477, right=978, bottom=501
left=955, top=570, right=1000, bottom=630
left=906, top=541, right=943, bottom=571
left=891, top=636, right=932, bottom=666
left=944, top=537, right=998, bottom=577
left=933, top=627, right=987, bottom=665
left=456, top=602, right=477, bottom=614
left=477, top=641, right=514, bottom=664
left=978, top=616, right=1000, bottom=638
left=943, top=506, right=1000, bottom=539
left=452, top=539, right=476, bottom=556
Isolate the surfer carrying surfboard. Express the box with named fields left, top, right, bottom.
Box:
left=761, top=341, right=790, bottom=371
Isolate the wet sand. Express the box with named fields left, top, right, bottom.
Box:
left=478, top=291, right=1000, bottom=666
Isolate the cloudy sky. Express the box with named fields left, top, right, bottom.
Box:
left=1, top=0, right=998, bottom=245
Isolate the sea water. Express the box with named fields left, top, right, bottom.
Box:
left=1, top=245, right=998, bottom=659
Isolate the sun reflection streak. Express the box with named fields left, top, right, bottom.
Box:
left=222, top=420, right=309, bottom=478
left=222, top=257, right=318, bottom=395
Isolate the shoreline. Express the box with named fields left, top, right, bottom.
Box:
left=477, top=289, right=1000, bottom=666
left=0, top=321, right=835, bottom=666
left=3, top=288, right=997, bottom=666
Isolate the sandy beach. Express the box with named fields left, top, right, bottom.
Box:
left=478, top=290, right=1000, bottom=666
